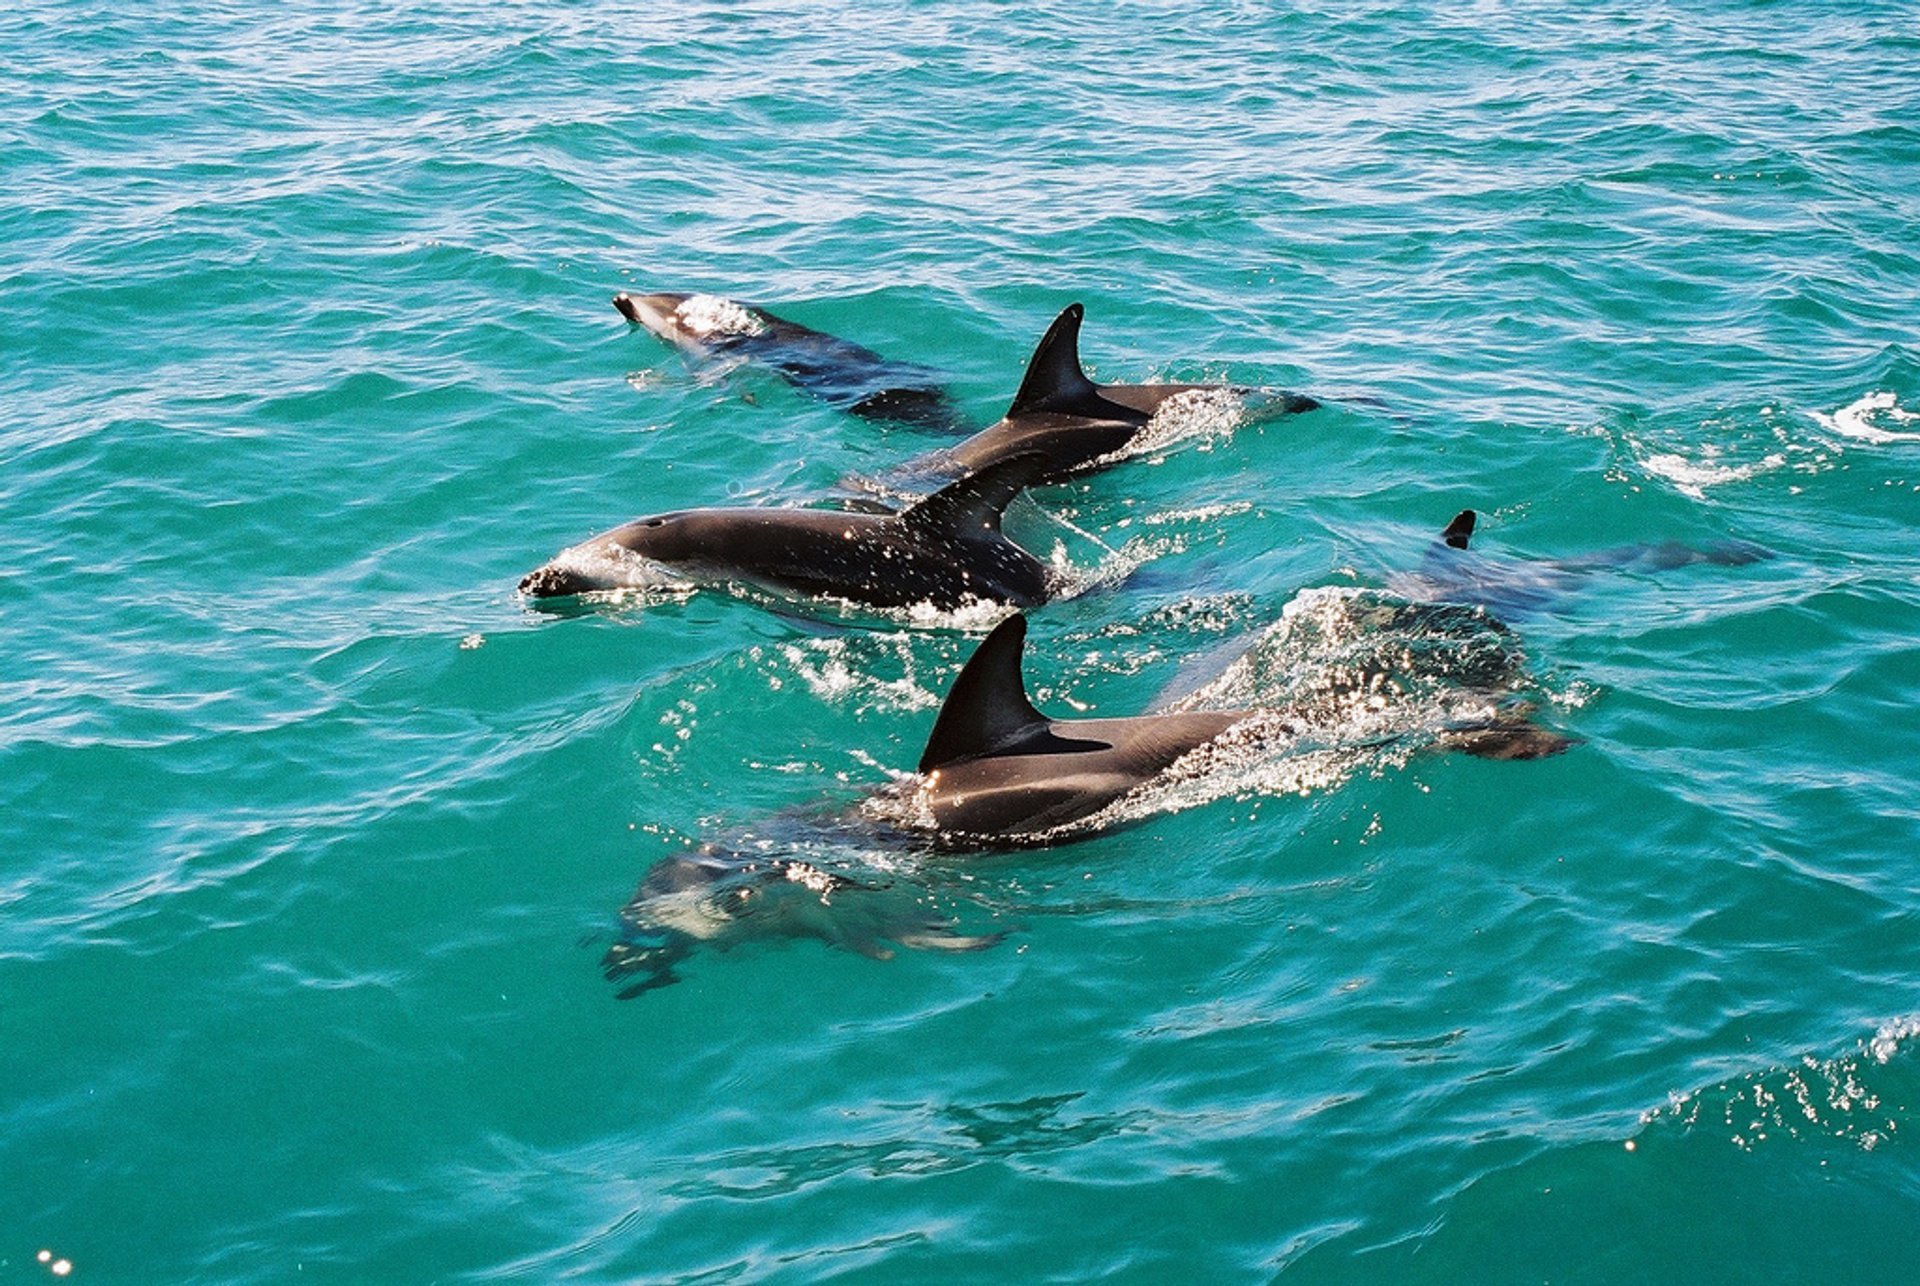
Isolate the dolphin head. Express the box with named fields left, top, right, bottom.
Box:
left=613, top=291, right=768, bottom=352
left=518, top=512, right=704, bottom=598
left=612, top=291, right=689, bottom=338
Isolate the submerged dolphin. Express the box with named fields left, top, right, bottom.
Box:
left=898, top=303, right=1321, bottom=486
left=600, top=845, right=1001, bottom=998
left=518, top=452, right=1053, bottom=609
left=614, top=291, right=963, bottom=430
left=1394, top=509, right=1771, bottom=617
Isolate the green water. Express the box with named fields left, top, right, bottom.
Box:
left=5, top=2, right=1919, bottom=1281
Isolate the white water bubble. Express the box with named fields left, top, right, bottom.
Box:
left=1812, top=391, right=1920, bottom=444
left=675, top=294, right=768, bottom=339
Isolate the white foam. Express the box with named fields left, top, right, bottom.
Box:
left=1812, top=391, right=1920, bottom=444
left=1869, top=1013, right=1920, bottom=1065
left=1639, top=448, right=1783, bottom=500
left=1638, top=1016, right=1918, bottom=1152
left=673, top=293, right=768, bottom=340
left=1093, top=386, right=1249, bottom=466
left=544, top=539, right=697, bottom=597
left=777, top=633, right=944, bottom=713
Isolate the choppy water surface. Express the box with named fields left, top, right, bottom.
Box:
left=5, top=2, right=1918, bottom=1280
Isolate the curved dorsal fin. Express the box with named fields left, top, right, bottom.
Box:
left=919, top=616, right=1049, bottom=772
left=900, top=452, right=1044, bottom=537
left=1441, top=510, right=1476, bottom=550
left=1005, top=304, right=1143, bottom=421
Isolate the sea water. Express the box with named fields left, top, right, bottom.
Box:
left=4, top=2, right=1918, bottom=1280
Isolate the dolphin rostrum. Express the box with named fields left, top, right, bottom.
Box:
left=518, top=452, right=1054, bottom=610
left=614, top=291, right=963, bottom=430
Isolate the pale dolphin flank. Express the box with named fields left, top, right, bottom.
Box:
left=600, top=847, right=1001, bottom=999
left=517, top=452, right=1053, bottom=609
left=911, top=614, right=1256, bottom=842
left=901, top=303, right=1320, bottom=486
left=614, top=291, right=963, bottom=430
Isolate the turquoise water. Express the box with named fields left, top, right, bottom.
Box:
left=6, top=1, right=1920, bottom=1279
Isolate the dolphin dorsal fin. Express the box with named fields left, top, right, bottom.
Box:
left=1441, top=510, right=1476, bottom=550
left=900, top=452, right=1043, bottom=537
left=918, top=616, right=1050, bottom=772
left=1005, top=304, right=1141, bottom=421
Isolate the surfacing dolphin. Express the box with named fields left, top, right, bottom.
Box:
left=1393, top=509, right=1771, bottom=617
left=614, top=291, right=964, bottom=431
left=892, top=303, right=1321, bottom=488
left=905, top=614, right=1254, bottom=841
left=875, top=595, right=1573, bottom=847
left=518, top=451, right=1053, bottom=610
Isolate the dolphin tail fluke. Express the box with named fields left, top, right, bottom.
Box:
left=1004, top=303, right=1146, bottom=422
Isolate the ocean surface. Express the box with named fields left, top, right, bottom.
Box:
left=5, top=2, right=1919, bottom=1280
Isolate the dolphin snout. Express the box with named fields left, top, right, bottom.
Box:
left=611, top=292, right=686, bottom=338
left=519, top=565, right=594, bottom=597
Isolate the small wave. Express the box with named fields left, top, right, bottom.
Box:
left=1601, top=404, right=1834, bottom=499
left=1640, top=1014, right=1920, bottom=1153
left=1812, top=391, right=1920, bottom=444
left=775, top=633, right=945, bottom=713
left=1039, top=500, right=1253, bottom=603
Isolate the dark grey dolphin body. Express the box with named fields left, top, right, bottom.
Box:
left=518, top=452, right=1052, bottom=609
left=899, top=303, right=1320, bottom=486
left=912, top=615, right=1255, bottom=842
left=902, top=561, right=1582, bottom=845
left=614, top=291, right=964, bottom=430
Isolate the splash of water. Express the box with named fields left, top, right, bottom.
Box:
left=1640, top=1015, right=1920, bottom=1153
left=1812, top=390, right=1920, bottom=444
left=674, top=293, right=769, bottom=339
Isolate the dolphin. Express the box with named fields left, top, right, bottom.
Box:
left=1394, top=509, right=1771, bottom=617
left=600, top=846, right=1002, bottom=998
left=891, top=580, right=1580, bottom=844
left=897, top=303, right=1320, bottom=486
left=518, top=451, right=1054, bottom=609
left=614, top=291, right=963, bottom=430
left=908, top=614, right=1256, bottom=842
